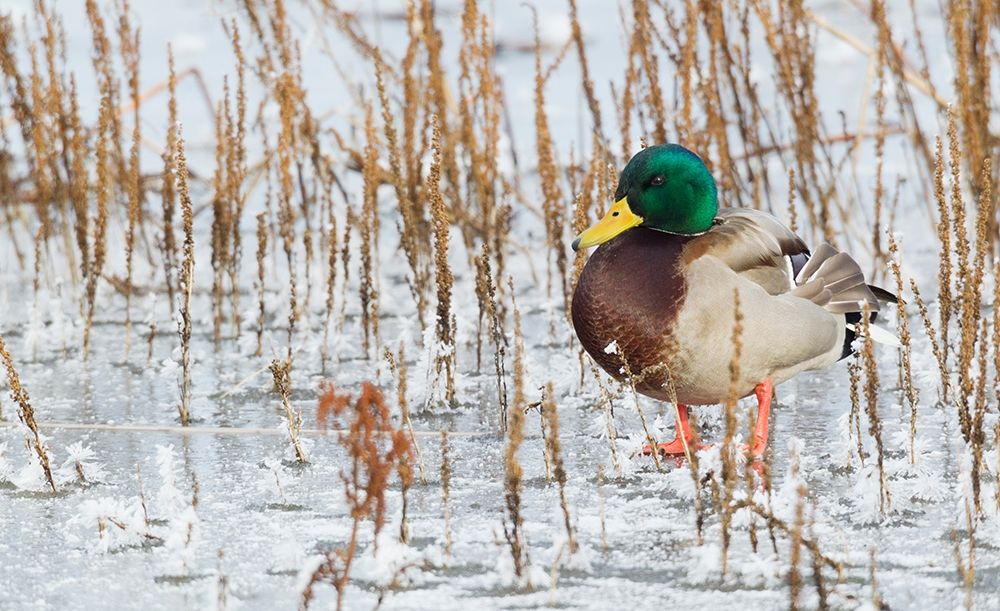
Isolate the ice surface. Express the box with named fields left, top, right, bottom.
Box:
left=1, top=0, right=998, bottom=609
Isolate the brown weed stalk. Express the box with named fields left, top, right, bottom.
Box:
left=255, top=213, right=268, bottom=357
left=82, top=96, right=111, bottom=358
left=270, top=359, right=306, bottom=464
left=481, top=245, right=509, bottom=433
left=718, top=289, right=743, bottom=577
left=359, top=106, right=380, bottom=356
left=119, top=3, right=141, bottom=358
left=429, top=115, right=455, bottom=404
left=161, top=45, right=178, bottom=307
left=543, top=382, right=577, bottom=554
left=531, top=10, right=568, bottom=321
left=440, top=430, right=453, bottom=559
left=886, top=232, right=917, bottom=463
left=910, top=278, right=949, bottom=401
left=932, top=136, right=952, bottom=394
left=0, top=335, right=55, bottom=492
left=503, top=284, right=530, bottom=583
left=302, top=382, right=411, bottom=610
left=176, top=129, right=194, bottom=426
left=589, top=361, right=622, bottom=477
left=861, top=305, right=890, bottom=514
left=385, top=344, right=425, bottom=483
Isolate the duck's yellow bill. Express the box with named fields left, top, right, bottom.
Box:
left=571, top=197, right=644, bottom=251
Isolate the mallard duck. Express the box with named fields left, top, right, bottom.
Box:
left=571, top=144, right=894, bottom=458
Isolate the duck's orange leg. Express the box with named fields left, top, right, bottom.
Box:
left=748, top=378, right=773, bottom=457
left=641, top=404, right=698, bottom=456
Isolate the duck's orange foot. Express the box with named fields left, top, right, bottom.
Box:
left=641, top=437, right=700, bottom=457
left=737, top=440, right=768, bottom=458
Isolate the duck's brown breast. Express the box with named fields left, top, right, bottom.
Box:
left=571, top=228, right=691, bottom=400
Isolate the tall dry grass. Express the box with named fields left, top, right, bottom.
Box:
left=0, top=0, right=997, bottom=603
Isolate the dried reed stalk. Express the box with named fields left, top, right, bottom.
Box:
left=910, top=278, right=949, bottom=401
left=65, top=73, right=89, bottom=289
left=0, top=335, right=55, bottom=492
left=119, top=4, right=141, bottom=358
left=933, top=136, right=952, bottom=392
left=861, top=304, right=890, bottom=514
left=374, top=50, right=427, bottom=327
left=869, top=548, right=882, bottom=610
left=211, top=97, right=229, bottom=344
left=970, top=317, right=988, bottom=515
left=631, top=0, right=667, bottom=145
left=503, top=299, right=529, bottom=582
left=303, top=382, right=410, bottom=610
left=589, top=361, right=622, bottom=477
left=886, top=232, right=917, bottom=463
left=719, top=289, right=743, bottom=577
left=176, top=129, right=194, bottom=426
left=82, top=96, right=111, bottom=358
left=952, top=111, right=984, bottom=437
left=789, top=478, right=804, bottom=610
left=320, top=207, right=338, bottom=370
left=807, top=505, right=829, bottom=610
left=994, top=421, right=1000, bottom=514
left=480, top=245, right=508, bottom=433
left=870, top=0, right=889, bottom=275
left=359, top=106, right=380, bottom=356
left=531, top=11, right=568, bottom=321
left=386, top=344, right=425, bottom=483
left=226, top=20, right=248, bottom=341
left=786, top=167, right=798, bottom=234
left=596, top=464, right=608, bottom=554
left=613, top=345, right=661, bottom=471
left=994, top=257, right=1000, bottom=414
left=270, top=359, right=306, bottom=464
left=161, top=45, right=178, bottom=307
left=255, top=213, right=267, bottom=357
left=536, top=400, right=554, bottom=481
left=566, top=0, right=603, bottom=139
left=543, top=382, right=576, bottom=554
left=440, top=430, right=453, bottom=558
left=951, top=500, right=975, bottom=611
left=398, top=445, right=413, bottom=545
left=429, top=115, right=455, bottom=404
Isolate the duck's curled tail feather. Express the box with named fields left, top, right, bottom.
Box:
left=788, top=243, right=898, bottom=358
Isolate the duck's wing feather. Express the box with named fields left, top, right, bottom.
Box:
left=684, top=208, right=888, bottom=314
left=682, top=208, right=808, bottom=295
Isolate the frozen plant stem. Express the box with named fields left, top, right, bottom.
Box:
left=429, top=115, right=456, bottom=404
left=613, top=344, right=661, bottom=471
left=502, top=348, right=530, bottom=585
left=597, top=465, right=608, bottom=554
left=543, top=382, right=577, bottom=554
left=176, top=130, right=194, bottom=426
left=886, top=231, right=917, bottom=463
left=440, top=430, right=453, bottom=558
left=0, top=335, right=55, bottom=492
left=861, top=305, right=891, bottom=514
left=270, top=359, right=306, bottom=463
left=385, top=345, right=425, bottom=483
left=302, top=383, right=410, bottom=610
left=255, top=213, right=267, bottom=357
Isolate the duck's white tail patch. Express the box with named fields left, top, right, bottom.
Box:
left=847, top=321, right=902, bottom=347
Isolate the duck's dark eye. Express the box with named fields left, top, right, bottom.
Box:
left=650, top=175, right=665, bottom=186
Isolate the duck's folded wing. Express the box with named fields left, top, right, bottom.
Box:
left=682, top=208, right=808, bottom=295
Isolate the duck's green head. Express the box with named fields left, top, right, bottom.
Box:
left=572, top=144, right=718, bottom=251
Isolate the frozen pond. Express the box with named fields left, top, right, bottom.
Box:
left=1, top=0, right=998, bottom=609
